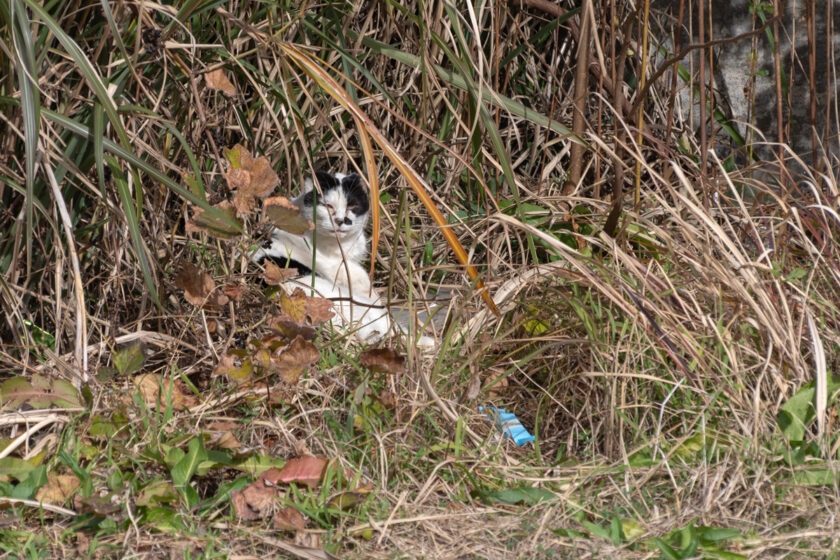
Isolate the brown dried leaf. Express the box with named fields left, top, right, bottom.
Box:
left=175, top=263, right=229, bottom=308
left=268, top=316, right=317, bottom=341
left=264, top=261, right=300, bottom=285
left=359, top=348, right=406, bottom=375
left=222, top=283, right=244, bottom=301
left=270, top=456, right=328, bottom=488
left=213, top=354, right=254, bottom=384
left=226, top=168, right=250, bottom=191
left=279, top=289, right=307, bottom=323
left=278, top=288, right=334, bottom=326
left=463, top=370, right=482, bottom=401
left=224, top=145, right=278, bottom=215
left=35, top=474, right=80, bottom=504
left=264, top=196, right=314, bottom=235
left=271, top=336, right=320, bottom=385
left=231, top=479, right=277, bottom=520
left=239, top=148, right=279, bottom=198
left=205, top=68, right=237, bottom=95
left=133, top=374, right=197, bottom=410
left=304, top=294, right=335, bottom=326
left=185, top=201, right=241, bottom=239
left=273, top=506, right=308, bottom=531
left=377, top=389, right=397, bottom=410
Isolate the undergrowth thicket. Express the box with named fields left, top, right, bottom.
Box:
left=0, top=1, right=838, bottom=558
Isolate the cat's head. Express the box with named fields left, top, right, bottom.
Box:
left=301, top=171, right=370, bottom=240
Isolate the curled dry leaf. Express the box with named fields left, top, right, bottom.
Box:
left=264, top=261, right=300, bottom=285
left=264, top=196, right=314, bottom=235
left=205, top=68, right=237, bottom=96
left=225, top=144, right=279, bottom=215
left=175, top=263, right=229, bottom=308
left=272, top=506, right=308, bottom=531
left=35, top=474, right=80, bottom=505
left=271, top=336, right=320, bottom=385
left=304, top=294, right=335, bottom=326
left=231, top=478, right=277, bottom=520
left=206, top=420, right=242, bottom=451
left=359, top=348, right=406, bottom=375
left=185, top=201, right=241, bottom=239
left=268, top=456, right=328, bottom=488
left=134, top=374, right=197, bottom=410
left=268, top=315, right=316, bottom=341
left=213, top=353, right=254, bottom=384
left=279, top=288, right=334, bottom=326
left=222, top=283, right=244, bottom=301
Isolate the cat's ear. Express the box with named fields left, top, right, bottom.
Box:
left=303, top=176, right=315, bottom=193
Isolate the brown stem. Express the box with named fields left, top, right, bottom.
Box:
left=563, top=0, right=592, bottom=195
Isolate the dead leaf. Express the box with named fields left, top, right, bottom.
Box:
left=304, top=294, right=335, bottom=326
left=133, top=374, right=197, bottom=410
left=222, top=283, right=244, bottom=301
left=213, top=354, right=254, bottom=384
left=175, top=263, right=229, bottom=308
left=377, top=390, right=397, bottom=410
left=268, top=316, right=317, bottom=341
left=272, top=506, right=308, bottom=531
left=359, top=348, right=406, bottom=375
left=231, top=478, right=277, bottom=520
left=279, top=289, right=307, bottom=323
left=463, top=370, right=482, bottom=401
left=35, top=474, right=80, bottom=504
left=225, top=144, right=279, bottom=215
left=271, top=336, right=320, bottom=384
left=205, top=68, right=237, bottom=95
left=264, top=196, right=314, bottom=235
left=206, top=421, right=242, bottom=451
left=185, top=201, right=242, bottom=239
left=264, top=261, right=300, bottom=285
left=74, top=494, right=122, bottom=518
left=269, top=456, right=328, bottom=488
left=278, top=288, right=334, bottom=326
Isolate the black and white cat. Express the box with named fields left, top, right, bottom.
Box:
left=252, top=171, right=433, bottom=347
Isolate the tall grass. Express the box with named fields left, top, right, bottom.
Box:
left=0, top=0, right=838, bottom=557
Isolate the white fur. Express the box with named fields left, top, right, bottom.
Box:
left=252, top=174, right=434, bottom=347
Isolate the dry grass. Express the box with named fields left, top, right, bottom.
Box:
left=0, top=1, right=839, bottom=558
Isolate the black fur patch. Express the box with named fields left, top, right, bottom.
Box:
left=340, top=173, right=370, bottom=216
left=302, top=171, right=340, bottom=207
left=256, top=255, right=312, bottom=277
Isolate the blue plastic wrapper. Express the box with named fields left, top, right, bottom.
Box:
left=478, top=406, right=536, bottom=446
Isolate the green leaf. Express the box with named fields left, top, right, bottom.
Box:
left=651, top=537, right=681, bottom=560
left=11, top=464, right=47, bottom=500
left=136, top=480, right=178, bottom=507
left=580, top=520, right=612, bottom=541
left=171, top=437, right=207, bottom=487
left=791, top=467, right=839, bottom=486
left=140, top=506, right=186, bottom=533
left=113, top=342, right=145, bottom=376
left=0, top=457, right=37, bottom=482
left=697, top=527, right=740, bottom=543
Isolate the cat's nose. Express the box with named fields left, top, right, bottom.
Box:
left=342, top=217, right=352, bottom=226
